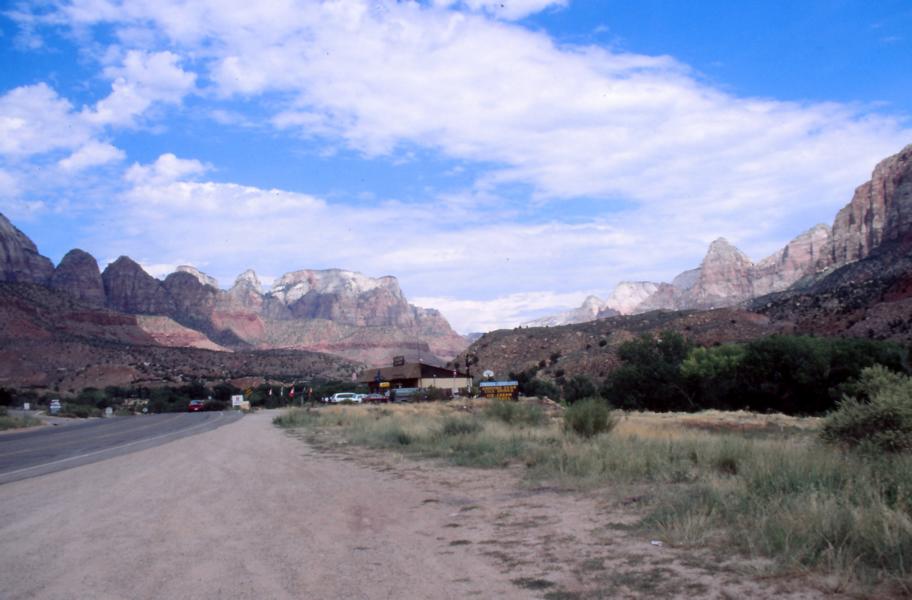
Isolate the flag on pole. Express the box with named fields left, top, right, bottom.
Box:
left=268, top=387, right=273, bottom=396
left=280, top=386, right=284, bottom=397
left=289, top=387, right=295, bottom=398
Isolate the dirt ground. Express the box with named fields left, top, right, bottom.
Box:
left=0, top=410, right=832, bottom=599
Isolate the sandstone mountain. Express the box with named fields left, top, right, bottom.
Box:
left=818, top=146, right=912, bottom=269
left=469, top=143, right=912, bottom=383
left=0, top=213, right=54, bottom=285
left=752, top=143, right=912, bottom=341
left=0, top=281, right=358, bottom=391
left=524, top=295, right=616, bottom=327
left=529, top=226, right=831, bottom=326
left=0, top=215, right=469, bottom=368
left=50, top=249, right=105, bottom=306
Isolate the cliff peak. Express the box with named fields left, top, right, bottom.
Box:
left=176, top=265, right=219, bottom=289
left=50, top=248, right=104, bottom=305
left=0, top=211, right=55, bottom=284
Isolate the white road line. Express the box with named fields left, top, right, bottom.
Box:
left=0, top=412, right=234, bottom=481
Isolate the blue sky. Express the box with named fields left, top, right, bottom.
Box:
left=1, top=0, right=910, bottom=333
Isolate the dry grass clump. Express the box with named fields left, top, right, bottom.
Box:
left=276, top=401, right=912, bottom=592
left=0, top=409, right=42, bottom=431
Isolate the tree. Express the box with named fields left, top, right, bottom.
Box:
left=680, top=344, right=746, bottom=410
left=601, top=331, right=693, bottom=411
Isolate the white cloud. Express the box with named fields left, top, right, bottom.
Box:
left=432, top=0, right=567, bottom=20
left=0, top=168, right=22, bottom=199
left=124, top=153, right=209, bottom=185
left=0, top=84, right=93, bottom=157
left=44, top=1, right=909, bottom=236
left=58, top=141, right=125, bottom=172
left=84, top=50, right=196, bottom=127
left=412, top=290, right=592, bottom=333
left=8, top=1, right=912, bottom=331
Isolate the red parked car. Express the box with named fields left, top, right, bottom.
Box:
left=188, top=400, right=205, bottom=412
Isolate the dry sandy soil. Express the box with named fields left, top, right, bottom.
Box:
left=0, top=411, right=833, bottom=599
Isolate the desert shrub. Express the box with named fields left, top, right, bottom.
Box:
left=440, top=416, right=483, bottom=436
left=60, top=403, right=101, bottom=418
left=484, top=400, right=546, bottom=427
left=273, top=408, right=321, bottom=428
left=383, top=426, right=413, bottom=446
left=211, top=382, right=240, bottom=401
left=203, top=399, right=228, bottom=411
left=77, top=387, right=109, bottom=409
left=562, top=375, right=597, bottom=404
left=821, top=366, right=912, bottom=453
left=524, top=378, right=559, bottom=400
left=0, top=412, right=41, bottom=430
left=146, top=387, right=192, bottom=413
left=602, top=331, right=693, bottom=411
left=425, top=387, right=449, bottom=401
left=563, top=397, right=616, bottom=438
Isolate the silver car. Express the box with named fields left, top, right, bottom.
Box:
left=328, top=392, right=362, bottom=404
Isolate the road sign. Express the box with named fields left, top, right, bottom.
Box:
left=231, top=395, right=243, bottom=408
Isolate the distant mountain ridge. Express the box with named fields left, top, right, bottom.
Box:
left=0, top=214, right=469, bottom=366
left=526, top=219, right=833, bottom=325
left=472, top=143, right=912, bottom=384
left=530, top=144, right=911, bottom=328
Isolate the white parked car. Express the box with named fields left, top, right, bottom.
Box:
left=328, top=392, right=362, bottom=404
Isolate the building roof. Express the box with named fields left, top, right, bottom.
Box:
left=357, top=362, right=469, bottom=384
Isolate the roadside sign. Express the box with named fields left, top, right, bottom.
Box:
left=22, top=402, right=29, bottom=411
left=49, top=399, right=61, bottom=415
left=231, top=395, right=243, bottom=408
left=478, top=381, right=519, bottom=400
left=393, top=355, right=405, bottom=366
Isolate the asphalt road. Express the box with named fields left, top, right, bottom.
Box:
left=0, top=411, right=242, bottom=485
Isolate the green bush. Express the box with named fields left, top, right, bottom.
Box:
left=821, top=366, right=912, bottom=453
left=525, top=378, right=559, bottom=400
left=440, top=416, right=483, bottom=436
left=563, top=397, right=616, bottom=438
left=483, top=400, right=546, bottom=427
left=562, top=375, right=597, bottom=404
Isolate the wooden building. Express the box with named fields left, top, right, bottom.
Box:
left=357, top=362, right=472, bottom=393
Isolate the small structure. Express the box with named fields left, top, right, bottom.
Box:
left=358, top=362, right=472, bottom=394
left=478, top=381, right=519, bottom=400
